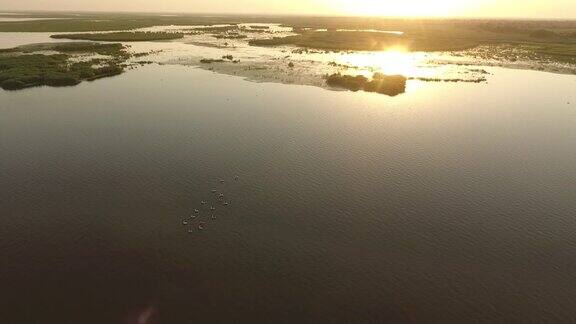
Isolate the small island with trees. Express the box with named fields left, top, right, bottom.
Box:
left=0, top=42, right=132, bottom=90
left=326, top=73, right=407, bottom=96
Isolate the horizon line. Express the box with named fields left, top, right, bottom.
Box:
left=1, top=9, right=576, bottom=21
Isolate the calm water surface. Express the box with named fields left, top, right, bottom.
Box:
left=1, top=65, right=576, bottom=323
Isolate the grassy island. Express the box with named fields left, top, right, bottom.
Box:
left=250, top=27, right=576, bottom=61
left=51, top=32, right=184, bottom=42
left=0, top=42, right=129, bottom=90
left=250, top=31, right=479, bottom=52
left=0, top=42, right=128, bottom=56
left=0, top=54, right=123, bottom=90
left=326, top=73, right=407, bottom=96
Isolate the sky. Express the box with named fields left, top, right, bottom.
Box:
left=1, top=0, right=576, bottom=19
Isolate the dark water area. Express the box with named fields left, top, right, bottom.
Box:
left=1, top=65, right=576, bottom=323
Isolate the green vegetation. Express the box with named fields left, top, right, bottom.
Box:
left=0, top=13, right=574, bottom=67
left=0, top=14, right=251, bottom=32
left=0, top=42, right=128, bottom=56
left=0, top=54, right=123, bottom=90
left=0, top=42, right=129, bottom=90
left=250, top=31, right=479, bottom=52
left=326, top=73, right=406, bottom=96
left=250, top=26, right=576, bottom=63
left=51, top=32, right=184, bottom=42
left=0, top=19, right=149, bottom=32
left=0, top=13, right=575, bottom=40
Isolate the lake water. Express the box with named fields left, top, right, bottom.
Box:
left=1, top=62, right=576, bottom=323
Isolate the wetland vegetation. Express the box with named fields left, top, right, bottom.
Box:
left=0, top=13, right=575, bottom=93
left=250, top=31, right=480, bottom=52
left=51, top=31, right=184, bottom=42
left=0, top=13, right=573, bottom=63
left=0, top=54, right=123, bottom=90
left=251, top=27, right=576, bottom=60
left=0, top=42, right=129, bottom=56
left=0, top=42, right=129, bottom=90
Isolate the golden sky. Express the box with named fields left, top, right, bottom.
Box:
left=2, top=0, right=576, bottom=19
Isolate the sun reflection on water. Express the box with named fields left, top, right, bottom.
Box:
left=336, top=49, right=433, bottom=77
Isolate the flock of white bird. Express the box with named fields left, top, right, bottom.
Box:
left=182, top=176, right=239, bottom=233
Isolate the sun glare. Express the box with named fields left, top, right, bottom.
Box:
left=337, top=49, right=427, bottom=77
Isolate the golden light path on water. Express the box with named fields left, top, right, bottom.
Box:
left=339, top=49, right=424, bottom=76
left=330, top=49, right=456, bottom=90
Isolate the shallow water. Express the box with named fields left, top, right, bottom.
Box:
left=1, top=63, right=576, bottom=323
left=0, top=32, right=79, bottom=48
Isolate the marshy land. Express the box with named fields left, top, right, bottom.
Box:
left=51, top=31, right=185, bottom=42
left=0, top=42, right=130, bottom=90
left=0, top=13, right=575, bottom=93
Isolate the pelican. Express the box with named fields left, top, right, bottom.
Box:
left=182, top=220, right=189, bottom=225
left=210, top=206, right=216, bottom=211
left=194, top=209, right=200, bottom=213
left=201, top=201, right=207, bottom=205
left=198, top=223, right=206, bottom=230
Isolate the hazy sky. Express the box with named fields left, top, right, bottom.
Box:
left=2, top=0, right=576, bottom=19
